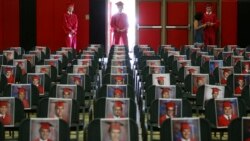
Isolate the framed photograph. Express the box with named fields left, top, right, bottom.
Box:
left=167, top=51, right=180, bottom=57
left=50, top=54, right=63, bottom=62
left=235, top=48, right=245, bottom=56
left=61, top=47, right=73, bottom=53
left=81, top=54, right=94, bottom=60
left=213, top=48, right=224, bottom=58
left=152, top=74, right=170, bottom=86
left=232, top=56, right=243, bottom=66
left=44, top=59, right=59, bottom=76
left=11, top=84, right=31, bottom=109
left=173, top=55, right=186, bottom=62
left=3, top=50, right=14, bottom=62
left=155, top=85, right=176, bottom=99
left=29, top=50, right=41, bottom=61
left=56, top=51, right=68, bottom=58
left=222, top=51, right=233, bottom=62
left=35, top=65, right=51, bottom=77
left=219, top=67, right=233, bottom=86
left=242, top=117, right=250, bottom=141
left=245, top=52, right=250, bottom=60
left=112, top=55, right=126, bottom=60
left=146, top=60, right=161, bottom=67
left=30, top=118, right=59, bottom=141
left=105, top=98, right=130, bottom=118
left=10, top=47, right=22, bottom=56
left=111, top=59, right=126, bottom=66
left=184, top=66, right=200, bottom=78
left=143, top=51, right=155, bottom=56
left=106, top=85, right=127, bottom=98
left=100, top=118, right=130, bottom=141
left=1, top=65, right=16, bottom=84
left=35, top=46, right=47, bottom=55
left=241, top=60, right=250, bottom=74
left=171, top=118, right=201, bottom=141
left=209, top=60, right=223, bottom=75
left=56, top=84, right=77, bottom=99
left=110, top=74, right=128, bottom=85
left=158, top=99, right=182, bottom=126
left=27, top=73, right=45, bottom=96
left=67, top=73, right=85, bottom=89
left=48, top=98, right=72, bottom=125
left=191, top=74, right=209, bottom=96
left=227, top=45, right=237, bottom=51
left=111, top=66, right=127, bottom=74
left=177, top=60, right=191, bottom=71
left=201, top=55, right=214, bottom=65
left=203, top=84, right=225, bottom=109
left=0, top=97, right=15, bottom=127
left=72, top=65, right=89, bottom=75
left=233, top=74, right=250, bottom=96
left=77, top=59, right=92, bottom=66
left=13, top=59, right=27, bottom=75
left=23, top=54, right=36, bottom=67
left=215, top=98, right=239, bottom=128
left=149, top=66, right=165, bottom=74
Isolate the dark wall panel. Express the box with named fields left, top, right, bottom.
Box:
left=238, top=0, right=250, bottom=47
left=20, top=0, right=36, bottom=50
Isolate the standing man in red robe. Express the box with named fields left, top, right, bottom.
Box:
left=111, top=1, right=129, bottom=46
left=202, top=3, right=219, bottom=45
left=63, top=2, right=78, bottom=49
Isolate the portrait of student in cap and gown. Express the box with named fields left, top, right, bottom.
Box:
left=16, top=87, right=30, bottom=109
left=106, top=100, right=127, bottom=119
left=242, top=62, right=250, bottom=74
left=111, top=1, right=129, bottom=46
left=177, top=122, right=197, bottom=141
left=234, top=75, right=246, bottom=96
left=159, top=101, right=176, bottom=125
left=63, top=2, right=78, bottom=49
left=0, top=100, right=13, bottom=125
left=155, top=86, right=176, bottom=99
left=33, top=122, right=54, bottom=141
left=4, top=67, right=15, bottom=84
left=202, top=2, right=219, bottom=45
left=217, top=100, right=238, bottom=128
left=219, top=68, right=232, bottom=86
left=192, top=76, right=206, bottom=95
left=30, top=75, right=45, bottom=95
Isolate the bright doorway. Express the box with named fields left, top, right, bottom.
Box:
left=106, top=0, right=136, bottom=55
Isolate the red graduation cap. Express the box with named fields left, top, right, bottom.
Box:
left=113, top=101, right=123, bottom=108
left=234, top=57, right=241, bottom=62
left=63, top=88, right=72, bottom=93
left=237, top=76, right=244, bottom=81
left=223, top=101, right=232, bottom=108
left=114, top=75, right=124, bottom=81
left=48, top=61, right=54, bottom=66
left=181, top=122, right=191, bottom=131
left=40, top=68, right=47, bottom=72
left=196, top=76, right=204, bottom=82
left=117, top=68, right=123, bottom=73
left=243, top=62, right=249, bottom=66
left=55, top=101, right=65, bottom=107
left=17, top=87, right=26, bottom=94
left=204, top=56, right=211, bottom=62
left=188, top=68, right=196, bottom=73
left=223, top=68, right=231, bottom=74
left=109, top=122, right=121, bottom=131
left=161, top=87, right=171, bottom=94
left=32, top=75, right=40, bottom=80
left=5, top=67, right=12, bottom=72
left=73, top=76, right=81, bottom=81
left=17, top=61, right=23, bottom=65
left=78, top=67, right=86, bottom=72
left=211, top=87, right=221, bottom=94
left=116, top=1, right=124, bottom=6
left=206, top=2, right=212, bottom=7
left=114, top=88, right=123, bottom=96
left=165, top=102, right=175, bottom=109
left=39, top=122, right=52, bottom=130
left=67, top=2, right=74, bottom=7
left=180, top=62, right=187, bottom=67
left=0, top=101, right=9, bottom=107
left=53, top=56, right=60, bottom=59
left=157, top=76, right=165, bottom=81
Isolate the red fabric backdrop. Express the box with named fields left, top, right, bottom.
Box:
left=36, top=0, right=89, bottom=52
left=0, top=0, right=20, bottom=50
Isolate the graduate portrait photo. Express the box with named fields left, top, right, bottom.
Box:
left=105, top=98, right=129, bottom=119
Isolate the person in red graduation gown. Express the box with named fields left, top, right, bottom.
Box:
left=235, top=76, right=245, bottom=95
left=108, top=101, right=125, bottom=119
left=5, top=67, right=15, bottom=84
left=0, top=101, right=12, bottom=125
left=33, top=122, right=53, bottom=141
left=17, top=87, right=30, bottom=109
left=63, top=2, right=78, bottom=49
left=32, top=75, right=44, bottom=95
left=220, top=68, right=231, bottom=85
left=159, top=102, right=175, bottom=125
left=202, top=3, right=219, bottom=45
left=111, top=1, right=129, bottom=46
left=217, top=101, right=237, bottom=127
